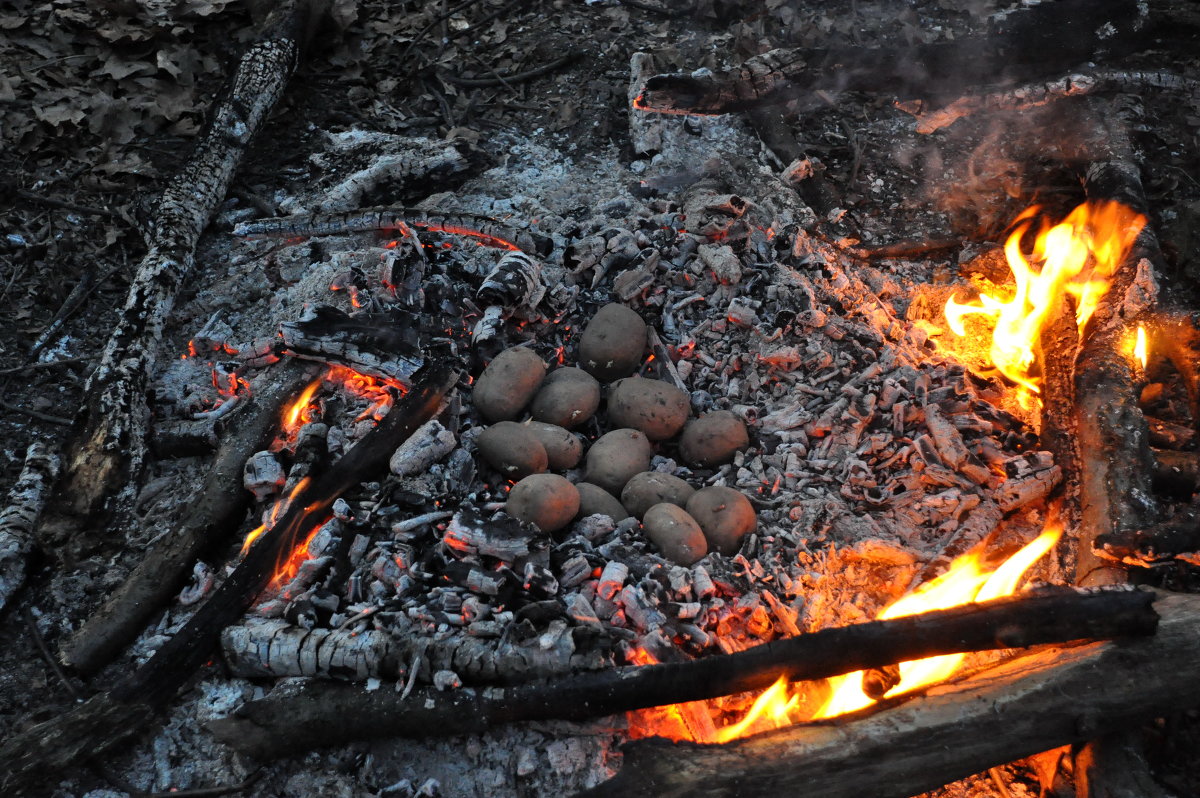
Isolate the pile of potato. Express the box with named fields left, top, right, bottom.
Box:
left=471, top=302, right=754, bottom=565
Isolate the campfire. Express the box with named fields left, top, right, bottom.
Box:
left=5, top=1, right=1200, bottom=796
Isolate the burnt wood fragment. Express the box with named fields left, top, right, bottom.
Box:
left=36, top=0, right=317, bottom=561
left=206, top=587, right=1156, bottom=759
left=234, top=206, right=554, bottom=257
left=280, top=305, right=425, bottom=382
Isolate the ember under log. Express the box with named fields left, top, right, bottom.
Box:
left=58, top=359, right=323, bottom=674
left=584, top=590, right=1200, bottom=798
left=206, top=587, right=1156, bottom=759
left=0, top=362, right=459, bottom=793
left=36, top=0, right=320, bottom=560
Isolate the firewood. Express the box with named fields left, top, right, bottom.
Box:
left=205, top=587, right=1156, bottom=759
left=58, top=359, right=323, bottom=674
left=36, top=0, right=318, bottom=561
left=1094, top=504, right=1200, bottom=568
left=233, top=206, right=554, bottom=257
left=634, top=0, right=1162, bottom=116
left=1151, top=448, right=1200, bottom=495
left=279, top=305, right=425, bottom=382
left=899, top=70, right=1200, bottom=134
left=0, top=361, right=459, bottom=793
left=0, top=443, right=61, bottom=613
left=583, top=590, right=1200, bottom=798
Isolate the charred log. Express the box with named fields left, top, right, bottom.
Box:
left=280, top=305, right=425, bottom=382
left=58, top=359, right=323, bottom=675
left=584, top=590, right=1200, bottom=798
left=36, top=0, right=318, bottom=560
left=233, top=206, right=554, bottom=257
left=206, top=587, right=1156, bottom=759
left=635, top=0, right=1169, bottom=115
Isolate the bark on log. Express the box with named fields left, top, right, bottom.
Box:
left=0, top=443, right=61, bottom=613
left=58, top=359, right=323, bottom=674
left=582, top=590, right=1200, bottom=798
left=634, top=0, right=1165, bottom=115
left=36, top=0, right=318, bottom=560
left=0, top=362, right=459, bottom=793
left=280, top=305, right=425, bottom=382
left=206, top=587, right=1157, bottom=759
left=233, top=206, right=554, bottom=257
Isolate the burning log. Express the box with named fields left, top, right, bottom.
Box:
left=205, top=587, right=1155, bottom=759
left=57, top=359, right=323, bottom=674
left=0, top=361, right=459, bottom=792
left=279, top=305, right=425, bottom=382
left=233, top=206, right=554, bottom=257
left=35, top=0, right=318, bottom=559
left=633, top=0, right=1161, bottom=116
left=0, top=443, right=60, bottom=613
left=899, top=70, right=1200, bottom=134
left=585, top=590, right=1200, bottom=798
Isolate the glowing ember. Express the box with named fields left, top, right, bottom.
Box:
left=713, top=676, right=797, bottom=743
left=269, top=521, right=324, bottom=588
left=813, top=526, right=1061, bottom=719
left=944, top=201, right=1145, bottom=401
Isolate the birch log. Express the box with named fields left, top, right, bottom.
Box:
left=0, top=443, right=61, bottom=612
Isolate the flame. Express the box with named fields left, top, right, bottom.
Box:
left=269, top=521, right=324, bottom=588
left=281, top=377, right=323, bottom=437
left=713, top=676, right=798, bottom=743
left=1134, top=325, right=1148, bottom=369
left=241, top=477, right=311, bottom=555
left=814, top=526, right=1061, bottom=719
left=945, top=201, right=1145, bottom=401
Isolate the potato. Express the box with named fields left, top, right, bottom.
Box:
left=524, top=421, right=583, bottom=469
left=678, top=410, right=750, bottom=467
left=607, top=377, right=689, bottom=440
left=473, top=346, right=547, bottom=422
left=686, top=486, right=756, bottom=556
left=642, top=503, right=708, bottom=566
left=476, top=421, right=547, bottom=478
left=579, top=303, right=646, bottom=381
left=575, top=482, right=631, bottom=522
left=506, top=474, right=580, bottom=533
left=620, top=471, right=695, bottom=519
left=584, top=428, right=652, bottom=496
left=530, top=368, right=600, bottom=429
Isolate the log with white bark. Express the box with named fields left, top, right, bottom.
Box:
left=0, top=443, right=61, bottom=612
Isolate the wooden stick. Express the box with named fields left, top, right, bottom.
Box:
left=206, top=587, right=1156, bottom=759
left=58, top=359, right=323, bottom=674
left=36, top=0, right=319, bottom=560
left=0, top=362, right=458, bottom=793
left=582, top=590, right=1200, bottom=798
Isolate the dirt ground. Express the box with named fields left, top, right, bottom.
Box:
left=3, top=1, right=1200, bottom=796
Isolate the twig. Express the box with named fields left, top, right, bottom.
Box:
left=137, top=770, right=264, bottom=798
left=0, top=357, right=85, bottom=375
left=21, top=607, right=84, bottom=702
left=399, top=0, right=489, bottom=62
left=443, top=52, right=580, bottom=88
left=14, top=189, right=119, bottom=220
left=0, top=401, right=72, bottom=426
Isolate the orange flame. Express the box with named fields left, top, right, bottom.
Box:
left=240, top=477, right=311, bottom=555
left=281, top=377, right=323, bottom=437
left=1133, top=325, right=1148, bottom=370
left=945, top=201, right=1145, bottom=401
left=813, top=526, right=1061, bottom=718
left=269, top=521, right=324, bottom=589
